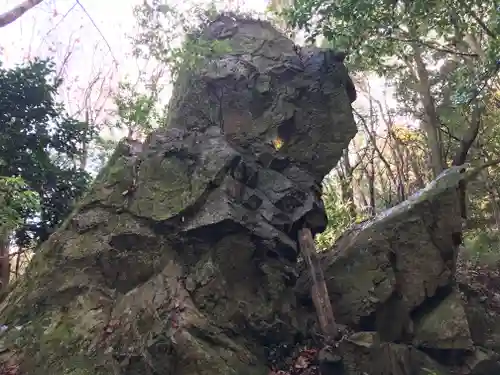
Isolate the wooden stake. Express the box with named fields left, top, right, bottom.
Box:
left=298, top=227, right=338, bottom=342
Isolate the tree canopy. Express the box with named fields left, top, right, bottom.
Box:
left=0, top=59, right=91, bottom=247
left=269, top=0, right=500, bottom=251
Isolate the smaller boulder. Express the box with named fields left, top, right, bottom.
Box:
left=413, top=289, right=474, bottom=351
left=340, top=331, right=451, bottom=375
left=465, top=347, right=500, bottom=375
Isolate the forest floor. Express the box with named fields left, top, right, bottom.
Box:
left=458, top=256, right=500, bottom=315
left=266, top=253, right=500, bottom=375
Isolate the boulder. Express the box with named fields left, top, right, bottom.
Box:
left=464, top=347, right=500, bottom=375
left=339, top=332, right=451, bottom=375
left=296, top=167, right=464, bottom=339
left=459, top=265, right=500, bottom=352
left=413, top=289, right=473, bottom=351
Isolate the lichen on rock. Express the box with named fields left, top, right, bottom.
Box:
left=413, top=289, right=473, bottom=351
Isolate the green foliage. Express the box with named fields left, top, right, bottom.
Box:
left=284, top=0, right=499, bottom=72
left=0, top=176, right=40, bottom=233
left=315, top=179, right=353, bottom=250
left=282, top=0, right=500, bottom=250
left=112, top=0, right=234, bottom=139
left=0, top=58, right=91, bottom=247
left=132, top=0, right=232, bottom=79
left=283, top=0, right=499, bottom=155
left=175, top=37, right=233, bottom=74
left=112, top=81, right=161, bottom=137
left=91, top=137, right=119, bottom=171
left=464, top=229, right=500, bottom=264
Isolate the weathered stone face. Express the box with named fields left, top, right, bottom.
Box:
left=166, top=14, right=358, bottom=181
left=82, top=14, right=358, bottom=266
left=296, top=167, right=465, bottom=331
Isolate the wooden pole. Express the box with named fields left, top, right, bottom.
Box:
left=298, top=227, right=338, bottom=342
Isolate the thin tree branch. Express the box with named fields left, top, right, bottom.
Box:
left=386, top=35, right=479, bottom=58
left=43, top=1, right=79, bottom=39
left=0, top=0, right=44, bottom=28
left=75, top=0, right=118, bottom=65
left=467, top=8, right=496, bottom=39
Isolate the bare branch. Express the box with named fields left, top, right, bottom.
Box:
left=467, top=8, right=496, bottom=39
left=43, top=1, right=79, bottom=40
left=75, top=0, right=119, bottom=65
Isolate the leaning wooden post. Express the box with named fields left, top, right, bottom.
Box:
left=298, top=227, right=338, bottom=342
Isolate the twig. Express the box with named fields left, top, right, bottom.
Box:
left=397, top=39, right=477, bottom=58
left=75, top=0, right=119, bottom=65
left=43, top=1, right=79, bottom=39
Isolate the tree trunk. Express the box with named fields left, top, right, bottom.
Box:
left=368, top=153, right=376, bottom=215
left=0, top=0, right=44, bottom=27
left=80, top=108, right=90, bottom=172
left=338, top=165, right=357, bottom=218
left=0, top=230, right=10, bottom=294
left=298, top=227, right=338, bottom=340
left=411, top=44, right=446, bottom=177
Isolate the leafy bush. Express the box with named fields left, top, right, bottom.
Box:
left=463, top=229, right=500, bottom=265
left=0, top=59, right=91, bottom=247
left=315, top=180, right=353, bottom=251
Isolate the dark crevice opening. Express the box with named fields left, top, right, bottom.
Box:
left=410, top=284, right=454, bottom=322
left=418, top=347, right=469, bottom=367
left=277, top=115, right=296, bottom=145
left=358, top=309, right=377, bottom=332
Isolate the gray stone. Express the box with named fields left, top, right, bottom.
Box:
left=413, top=289, right=474, bottom=351
left=296, top=166, right=465, bottom=335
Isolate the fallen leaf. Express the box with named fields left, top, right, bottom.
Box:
left=294, top=355, right=309, bottom=369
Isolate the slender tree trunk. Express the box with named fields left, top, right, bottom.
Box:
left=355, top=105, right=400, bottom=197
left=409, top=152, right=425, bottom=189
left=0, top=0, right=44, bottom=27
left=340, top=149, right=357, bottom=218
left=448, top=27, right=494, bottom=222
left=411, top=44, right=446, bottom=177
left=391, top=137, right=407, bottom=203
left=80, top=108, right=90, bottom=172
left=298, top=228, right=338, bottom=341
left=368, top=153, right=376, bottom=216
left=0, top=230, right=10, bottom=293
left=356, top=175, right=368, bottom=208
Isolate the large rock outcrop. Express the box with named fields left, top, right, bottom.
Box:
left=0, top=13, right=357, bottom=375
left=0, top=12, right=499, bottom=375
